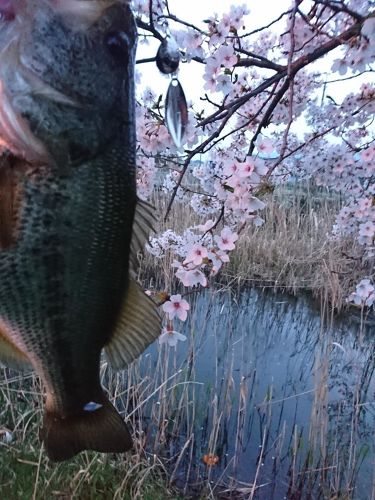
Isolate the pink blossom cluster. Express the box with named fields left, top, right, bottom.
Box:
left=333, top=197, right=375, bottom=256
left=137, top=101, right=172, bottom=154
left=348, top=279, right=375, bottom=308
left=332, top=16, right=375, bottom=75
left=155, top=226, right=239, bottom=328
left=282, top=16, right=326, bottom=56
left=148, top=223, right=238, bottom=286
left=206, top=4, right=249, bottom=46
left=215, top=155, right=268, bottom=221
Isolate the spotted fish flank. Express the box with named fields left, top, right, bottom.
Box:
left=0, top=0, right=161, bottom=462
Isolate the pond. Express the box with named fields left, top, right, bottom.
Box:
left=126, top=287, right=375, bottom=499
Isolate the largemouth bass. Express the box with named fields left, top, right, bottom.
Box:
left=0, top=0, right=161, bottom=461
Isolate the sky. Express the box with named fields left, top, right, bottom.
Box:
left=136, top=0, right=292, bottom=102
left=135, top=1, right=373, bottom=126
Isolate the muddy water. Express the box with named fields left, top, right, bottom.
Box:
left=141, top=289, right=375, bottom=498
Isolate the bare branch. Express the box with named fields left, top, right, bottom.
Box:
left=233, top=9, right=294, bottom=39
left=231, top=45, right=286, bottom=70
left=236, top=57, right=285, bottom=72
left=315, top=0, right=365, bottom=22
left=247, top=79, right=291, bottom=157
left=157, top=14, right=208, bottom=35
left=199, top=19, right=363, bottom=128
left=136, top=18, right=164, bottom=41
left=164, top=100, right=245, bottom=220
left=275, top=0, right=298, bottom=170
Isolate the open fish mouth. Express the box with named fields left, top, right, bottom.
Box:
left=0, top=0, right=121, bottom=161
left=0, top=61, right=80, bottom=162
left=0, top=7, right=78, bottom=161
left=0, top=1, right=118, bottom=26
left=48, top=0, right=118, bottom=27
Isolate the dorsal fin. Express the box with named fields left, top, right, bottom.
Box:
left=129, top=198, right=156, bottom=271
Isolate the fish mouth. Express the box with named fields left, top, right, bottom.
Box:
left=50, top=0, right=119, bottom=28
left=1, top=0, right=119, bottom=27
left=0, top=42, right=80, bottom=162
left=0, top=0, right=124, bottom=162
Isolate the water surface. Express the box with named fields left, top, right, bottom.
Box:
left=135, top=288, right=375, bottom=498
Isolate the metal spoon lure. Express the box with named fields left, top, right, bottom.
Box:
left=156, top=35, right=188, bottom=149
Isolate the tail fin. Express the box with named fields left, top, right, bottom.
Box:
left=41, top=396, right=132, bottom=462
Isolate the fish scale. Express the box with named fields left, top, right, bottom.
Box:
left=0, top=154, right=135, bottom=412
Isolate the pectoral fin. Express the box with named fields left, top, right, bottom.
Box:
left=0, top=328, right=32, bottom=371
left=104, top=278, right=161, bottom=370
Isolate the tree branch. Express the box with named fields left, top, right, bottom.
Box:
left=199, top=19, right=363, bottom=128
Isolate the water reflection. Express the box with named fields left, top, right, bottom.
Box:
left=136, top=289, right=375, bottom=498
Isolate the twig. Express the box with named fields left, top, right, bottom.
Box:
left=247, top=79, right=291, bottom=156
left=233, top=9, right=294, bottom=39
left=136, top=57, right=157, bottom=65
left=199, top=19, right=363, bottom=128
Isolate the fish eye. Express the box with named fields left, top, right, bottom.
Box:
left=105, top=31, right=130, bottom=63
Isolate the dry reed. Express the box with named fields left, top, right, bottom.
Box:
left=141, top=183, right=373, bottom=313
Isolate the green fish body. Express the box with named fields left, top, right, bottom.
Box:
left=0, top=0, right=160, bottom=461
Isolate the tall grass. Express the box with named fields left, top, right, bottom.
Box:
left=0, top=368, right=180, bottom=499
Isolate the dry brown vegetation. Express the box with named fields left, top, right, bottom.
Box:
left=142, top=183, right=373, bottom=313
left=0, top=367, right=181, bottom=499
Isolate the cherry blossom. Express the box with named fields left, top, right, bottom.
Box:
left=256, top=137, right=275, bottom=154
left=361, top=146, right=375, bottom=162
left=362, top=17, right=375, bottom=45
left=216, top=74, right=233, bottom=95
left=223, top=159, right=240, bottom=177
left=348, top=279, right=375, bottom=308
left=176, top=267, right=208, bottom=287
left=214, top=45, right=238, bottom=69
left=196, top=220, right=215, bottom=232
left=331, top=59, right=348, bottom=75
left=184, top=244, right=208, bottom=266
left=208, top=249, right=230, bottom=274
left=162, top=294, right=190, bottom=321
left=159, top=327, right=187, bottom=347
left=214, top=228, right=239, bottom=251
left=237, top=158, right=256, bottom=178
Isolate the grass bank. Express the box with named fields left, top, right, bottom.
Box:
left=0, top=370, right=180, bottom=499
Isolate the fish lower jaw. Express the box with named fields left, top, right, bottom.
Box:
left=0, top=81, right=48, bottom=160
left=0, top=45, right=79, bottom=161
